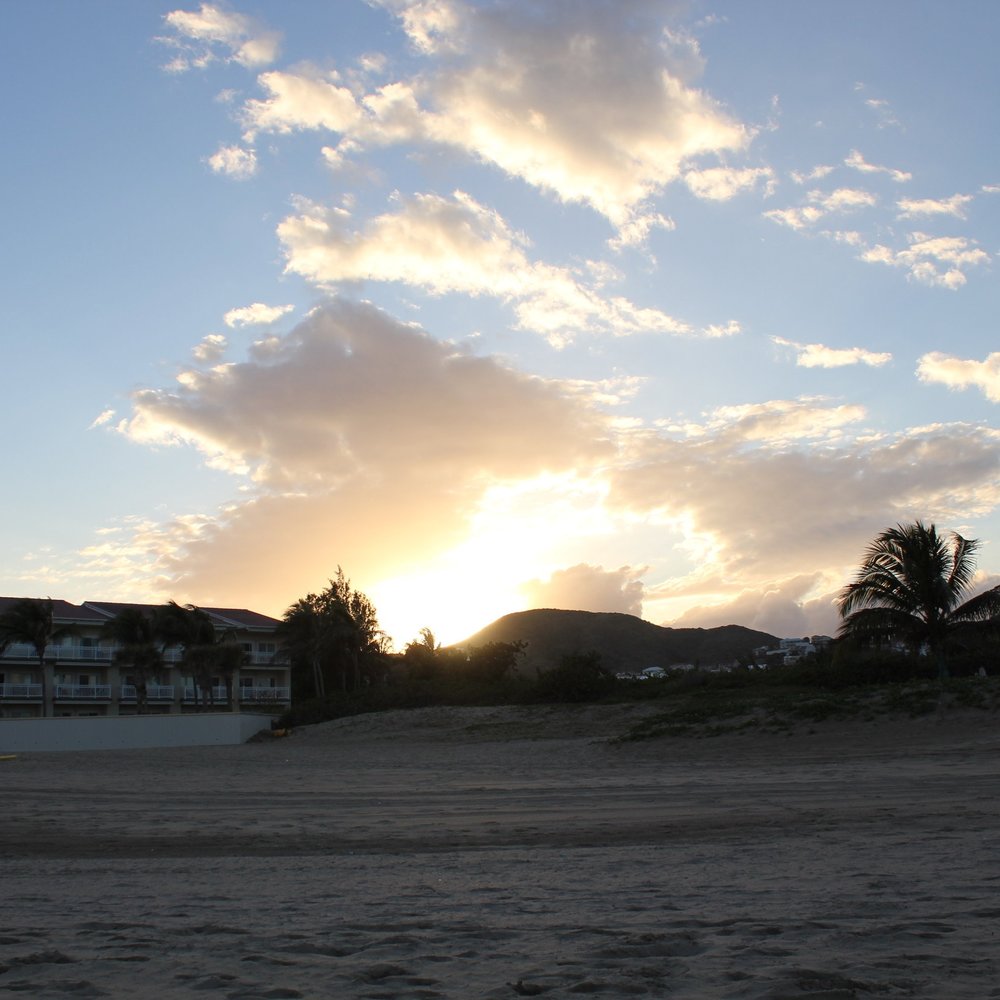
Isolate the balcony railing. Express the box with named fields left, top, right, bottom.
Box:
left=239, top=687, right=290, bottom=703
left=0, top=683, right=43, bottom=699
left=182, top=686, right=230, bottom=703
left=120, top=685, right=175, bottom=701
left=54, top=684, right=112, bottom=700
left=1, top=643, right=288, bottom=665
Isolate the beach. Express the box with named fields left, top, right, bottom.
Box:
left=2, top=703, right=999, bottom=998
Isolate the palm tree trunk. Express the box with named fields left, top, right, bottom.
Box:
left=38, top=656, right=49, bottom=719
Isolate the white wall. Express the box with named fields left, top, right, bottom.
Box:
left=0, top=713, right=275, bottom=752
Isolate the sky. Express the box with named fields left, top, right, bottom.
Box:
left=3, top=0, right=1000, bottom=649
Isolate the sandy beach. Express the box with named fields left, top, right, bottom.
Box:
left=2, top=703, right=999, bottom=998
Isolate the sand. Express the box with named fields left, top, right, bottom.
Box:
left=1, top=702, right=999, bottom=999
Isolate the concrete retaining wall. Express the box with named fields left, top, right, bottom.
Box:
left=0, top=713, right=275, bottom=753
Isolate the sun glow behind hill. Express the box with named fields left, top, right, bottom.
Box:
left=3, top=3, right=1000, bottom=651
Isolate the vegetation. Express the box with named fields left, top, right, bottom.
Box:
left=277, top=568, right=388, bottom=699
left=242, top=521, right=1000, bottom=738
left=103, top=601, right=250, bottom=711
left=102, top=606, right=164, bottom=714
left=838, top=521, right=1000, bottom=677
left=0, top=598, right=75, bottom=717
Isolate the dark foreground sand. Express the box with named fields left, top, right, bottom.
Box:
left=2, top=703, right=999, bottom=999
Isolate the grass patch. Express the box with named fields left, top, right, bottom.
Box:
left=618, top=675, right=1000, bottom=742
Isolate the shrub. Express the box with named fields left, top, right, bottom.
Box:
left=532, top=651, right=617, bottom=704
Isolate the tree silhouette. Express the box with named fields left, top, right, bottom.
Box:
left=0, top=598, right=74, bottom=717
left=279, top=568, right=386, bottom=696
left=103, top=607, right=163, bottom=714
left=837, top=521, right=1000, bottom=676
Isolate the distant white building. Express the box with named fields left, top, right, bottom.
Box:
left=779, top=637, right=816, bottom=664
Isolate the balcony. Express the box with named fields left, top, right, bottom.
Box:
left=239, top=687, right=290, bottom=703
left=182, top=686, right=230, bottom=704
left=120, top=684, right=176, bottom=702
left=54, top=684, right=112, bottom=700
left=0, top=683, right=43, bottom=699
left=1, top=643, right=288, bottom=666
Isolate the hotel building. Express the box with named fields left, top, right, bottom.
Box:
left=0, top=598, right=290, bottom=718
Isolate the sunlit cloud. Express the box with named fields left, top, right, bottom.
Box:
left=896, top=193, right=973, bottom=219
left=764, top=186, right=876, bottom=229
left=122, top=298, right=614, bottom=488
left=521, top=563, right=646, bottom=617
left=277, top=190, right=696, bottom=345
left=692, top=397, right=867, bottom=446
left=89, top=409, right=116, bottom=430
left=861, top=233, right=990, bottom=288
left=666, top=574, right=839, bottom=638
left=236, top=0, right=749, bottom=233
left=106, top=299, right=624, bottom=637
left=193, top=334, right=228, bottom=363
left=772, top=336, right=892, bottom=368
left=917, top=351, right=1000, bottom=402
left=223, top=302, right=294, bottom=328
left=790, top=165, right=834, bottom=184
left=844, top=149, right=911, bottom=182
left=159, top=3, right=281, bottom=72
left=207, top=144, right=257, bottom=178
left=613, top=414, right=1000, bottom=635
left=241, top=69, right=364, bottom=138
left=683, top=166, right=775, bottom=201
left=863, top=99, right=900, bottom=130
left=703, top=320, right=742, bottom=338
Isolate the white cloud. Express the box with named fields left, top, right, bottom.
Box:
left=207, top=144, right=257, bottom=178
left=765, top=186, right=876, bottom=230
left=193, top=334, right=228, bottom=363
left=242, top=69, right=363, bottom=138
left=277, top=190, right=694, bottom=345
left=703, top=320, right=741, bottom=338
left=223, top=302, right=294, bottom=328
left=790, top=165, right=834, bottom=184
left=917, top=351, right=1000, bottom=402
left=241, top=0, right=749, bottom=233
left=692, top=397, right=867, bottom=447
left=160, top=3, right=280, bottom=72
left=772, top=336, right=892, bottom=368
left=845, top=149, right=911, bottom=182
left=896, top=193, right=973, bottom=219
left=861, top=232, right=990, bottom=288
left=817, top=187, right=877, bottom=211
left=683, top=166, right=775, bottom=201
left=521, top=563, right=646, bottom=617
left=405, top=0, right=750, bottom=228
left=90, top=409, right=116, bottom=430
left=861, top=97, right=901, bottom=130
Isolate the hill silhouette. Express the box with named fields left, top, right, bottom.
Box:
left=456, top=609, right=778, bottom=675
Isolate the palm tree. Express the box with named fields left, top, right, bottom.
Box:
left=278, top=568, right=387, bottom=697
left=156, top=602, right=246, bottom=711
left=0, top=598, right=74, bottom=717
left=838, top=521, right=1000, bottom=675
left=103, top=607, right=164, bottom=714
left=277, top=597, right=329, bottom=698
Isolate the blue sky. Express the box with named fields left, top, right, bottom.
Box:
left=3, top=1, right=999, bottom=647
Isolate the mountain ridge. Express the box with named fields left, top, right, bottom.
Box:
left=455, top=608, right=779, bottom=675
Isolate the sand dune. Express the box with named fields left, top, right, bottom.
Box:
left=2, top=703, right=999, bottom=998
